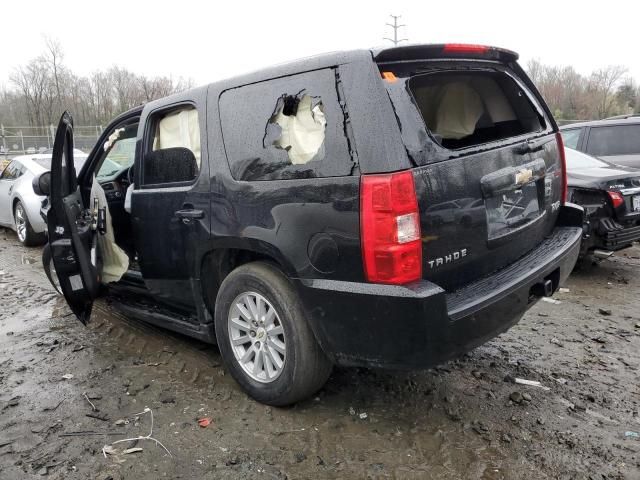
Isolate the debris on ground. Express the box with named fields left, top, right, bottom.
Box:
left=197, top=417, right=211, bottom=428
left=102, top=407, right=171, bottom=458
left=598, top=308, right=612, bottom=316
left=61, top=373, right=74, bottom=380
left=83, top=392, right=98, bottom=411
left=550, top=337, right=564, bottom=347
left=509, top=392, right=524, bottom=404
left=514, top=378, right=550, bottom=391
left=542, top=297, right=562, bottom=305
left=123, top=447, right=144, bottom=454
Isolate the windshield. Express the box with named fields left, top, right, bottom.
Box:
left=565, top=148, right=609, bottom=169
left=32, top=156, right=87, bottom=172
left=96, top=123, right=138, bottom=180
left=96, top=158, right=126, bottom=179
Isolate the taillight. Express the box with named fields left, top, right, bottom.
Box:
left=607, top=191, right=624, bottom=208
left=360, top=171, right=422, bottom=285
left=443, top=43, right=489, bottom=55
left=556, top=132, right=568, bottom=204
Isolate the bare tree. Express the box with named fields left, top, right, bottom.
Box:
left=527, top=61, right=632, bottom=120
left=10, top=58, right=51, bottom=129
left=1, top=40, right=199, bottom=127
left=615, top=77, right=637, bottom=113
left=589, top=65, right=627, bottom=118
left=44, top=36, right=64, bottom=103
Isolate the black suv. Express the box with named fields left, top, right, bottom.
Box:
left=35, top=44, right=583, bottom=405
left=561, top=116, right=640, bottom=169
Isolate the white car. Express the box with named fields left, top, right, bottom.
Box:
left=0, top=152, right=87, bottom=245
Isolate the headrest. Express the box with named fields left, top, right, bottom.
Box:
left=434, top=82, right=484, bottom=140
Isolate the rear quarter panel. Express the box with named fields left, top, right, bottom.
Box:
left=204, top=62, right=379, bottom=281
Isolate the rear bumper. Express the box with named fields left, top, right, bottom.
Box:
left=296, top=206, right=583, bottom=369
left=594, top=218, right=640, bottom=250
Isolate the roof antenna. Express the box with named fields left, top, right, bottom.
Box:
left=383, top=14, right=408, bottom=46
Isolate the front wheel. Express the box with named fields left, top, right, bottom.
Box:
left=14, top=201, right=45, bottom=246
left=214, top=261, right=332, bottom=406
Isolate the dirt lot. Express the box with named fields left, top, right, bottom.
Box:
left=0, top=228, right=639, bottom=479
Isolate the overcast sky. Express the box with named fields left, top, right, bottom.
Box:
left=1, top=0, right=638, bottom=87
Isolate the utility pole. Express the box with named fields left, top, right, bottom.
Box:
left=383, top=14, right=408, bottom=46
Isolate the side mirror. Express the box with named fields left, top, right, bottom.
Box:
left=33, top=171, right=52, bottom=196
left=143, top=147, right=197, bottom=185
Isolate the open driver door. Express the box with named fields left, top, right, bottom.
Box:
left=45, top=112, right=100, bottom=324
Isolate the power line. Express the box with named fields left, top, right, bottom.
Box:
left=383, top=14, right=408, bottom=46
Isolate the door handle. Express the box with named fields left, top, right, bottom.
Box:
left=175, top=209, right=204, bottom=223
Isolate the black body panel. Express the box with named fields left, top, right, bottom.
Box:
left=297, top=215, right=582, bottom=369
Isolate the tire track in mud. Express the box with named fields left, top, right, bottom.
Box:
left=0, top=227, right=225, bottom=390
left=2, top=228, right=640, bottom=479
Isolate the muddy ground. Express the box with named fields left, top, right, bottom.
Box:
left=0, top=229, right=639, bottom=479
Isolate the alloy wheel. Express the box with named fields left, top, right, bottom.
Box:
left=14, top=204, right=27, bottom=242
left=227, top=291, right=286, bottom=383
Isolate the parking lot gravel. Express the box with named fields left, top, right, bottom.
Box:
left=0, top=227, right=639, bottom=479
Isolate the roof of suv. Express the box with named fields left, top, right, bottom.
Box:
left=561, top=116, right=640, bottom=130
left=145, top=44, right=521, bottom=110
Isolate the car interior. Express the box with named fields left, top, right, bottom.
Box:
left=81, top=106, right=201, bottom=284
left=87, top=120, right=139, bottom=263
left=409, top=71, right=545, bottom=149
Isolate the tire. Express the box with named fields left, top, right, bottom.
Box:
left=214, top=261, right=332, bottom=406
left=14, top=201, right=45, bottom=247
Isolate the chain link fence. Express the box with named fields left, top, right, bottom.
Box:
left=0, top=124, right=103, bottom=161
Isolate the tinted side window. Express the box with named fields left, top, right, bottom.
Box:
left=561, top=128, right=582, bottom=149
left=586, top=125, right=640, bottom=156
left=219, top=69, right=354, bottom=181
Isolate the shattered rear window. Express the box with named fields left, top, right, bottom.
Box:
left=382, top=66, right=548, bottom=165
left=408, top=71, right=544, bottom=150
left=219, top=68, right=354, bottom=181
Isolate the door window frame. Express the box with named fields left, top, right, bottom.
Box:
left=139, top=101, right=203, bottom=190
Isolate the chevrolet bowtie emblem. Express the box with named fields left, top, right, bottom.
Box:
left=515, top=168, right=533, bottom=185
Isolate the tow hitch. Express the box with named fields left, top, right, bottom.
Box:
left=531, top=279, right=553, bottom=298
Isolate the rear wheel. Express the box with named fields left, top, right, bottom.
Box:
left=14, top=201, right=44, bottom=246
left=214, top=261, right=332, bottom=406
